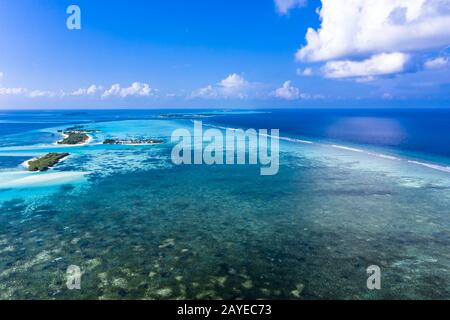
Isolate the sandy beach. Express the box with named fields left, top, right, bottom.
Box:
left=20, top=157, right=38, bottom=170
left=0, top=171, right=89, bottom=189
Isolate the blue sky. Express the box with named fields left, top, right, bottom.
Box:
left=1, top=0, right=450, bottom=109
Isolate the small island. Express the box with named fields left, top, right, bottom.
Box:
left=27, top=153, right=70, bottom=172
left=103, top=138, right=164, bottom=145
left=56, top=126, right=98, bottom=145
left=57, top=132, right=90, bottom=145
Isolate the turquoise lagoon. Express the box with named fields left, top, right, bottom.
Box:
left=0, top=110, right=449, bottom=299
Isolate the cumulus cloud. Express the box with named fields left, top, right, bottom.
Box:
left=274, top=81, right=302, bottom=100
left=218, top=73, right=248, bottom=97
left=191, top=73, right=249, bottom=99
left=424, top=56, right=449, bottom=69
left=219, top=73, right=247, bottom=89
left=322, top=52, right=410, bottom=78
left=102, top=82, right=154, bottom=98
left=72, top=84, right=103, bottom=96
left=296, top=0, right=450, bottom=62
left=275, top=0, right=307, bottom=15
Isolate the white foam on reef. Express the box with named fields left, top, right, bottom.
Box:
left=0, top=171, right=90, bottom=189
left=406, top=160, right=450, bottom=173
left=327, top=143, right=450, bottom=174
left=202, top=123, right=450, bottom=175
left=370, top=153, right=400, bottom=161
left=279, top=137, right=314, bottom=144
left=330, top=145, right=365, bottom=153
left=203, top=123, right=315, bottom=145
left=331, top=144, right=402, bottom=161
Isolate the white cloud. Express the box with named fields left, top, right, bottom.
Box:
left=322, top=52, right=410, bottom=78
left=297, top=67, right=313, bottom=76
left=191, top=74, right=249, bottom=99
left=1, top=82, right=155, bottom=99
left=102, top=82, right=154, bottom=98
left=121, top=82, right=152, bottom=97
left=191, top=85, right=218, bottom=99
left=0, top=86, right=62, bottom=98
left=274, top=81, right=302, bottom=100
left=72, top=84, right=103, bottom=96
left=297, top=0, right=450, bottom=62
left=219, top=73, right=247, bottom=89
left=0, top=87, right=28, bottom=96
left=275, top=0, right=307, bottom=15
left=28, top=90, right=58, bottom=98
left=424, top=56, right=449, bottom=69
left=0, top=88, right=67, bottom=98
left=0, top=72, right=3, bottom=81
left=102, top=84, right=121, bottom=97
left=71, top=88, right=84, bottom=96
left=218, top=73, right=248, bottom=97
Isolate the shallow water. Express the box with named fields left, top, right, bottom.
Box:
left=0, top=110, right=449, bottom=299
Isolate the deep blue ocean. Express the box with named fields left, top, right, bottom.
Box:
left=211, top=108, right=450, bottom=160
left=0, top=109, right=449, bottom=299
left=2, top=108, right=450, bottom=159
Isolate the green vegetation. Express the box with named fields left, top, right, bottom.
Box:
left=58, top=132, right=89, bottom=145
left=27, top=153, right=70, bottom=172
left=103, top=139, right=119, bottom=144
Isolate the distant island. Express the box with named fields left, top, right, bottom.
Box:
left=27, top=153, right=70, bottom=172
left=58, top=125, right=100, bottom=134
left=63, top=112, right=88, bottom=116
left=103, top=138, right=164, bottom=145
left=157, top=113, right=218, bottom=119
